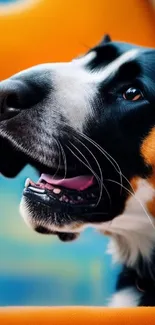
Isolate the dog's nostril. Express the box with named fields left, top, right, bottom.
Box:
left=0, top=80, right=35, bottom=120
left=0, top=69, right=49, bottom=120
left=1, top=93, right=20, bottom=119
left=5, top=93, right=20, bottom=109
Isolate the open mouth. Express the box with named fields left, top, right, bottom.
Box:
left=23, top=173, right=100, bottom=216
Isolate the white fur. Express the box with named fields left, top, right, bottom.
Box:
left=108, top=287, right=141, bottom=307
left=98, top=179, right=155, bottom=267
left=73, top=51, right=97, bottom=66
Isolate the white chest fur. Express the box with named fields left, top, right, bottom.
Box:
left=97, top=179, right=155, bottom=267
left=108, top=287, right=141, bottom=307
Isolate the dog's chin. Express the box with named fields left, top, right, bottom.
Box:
left=20, top=196, right=81, bottom=242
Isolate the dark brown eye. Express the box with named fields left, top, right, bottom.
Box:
left=123, top=87, right=143, bottom=101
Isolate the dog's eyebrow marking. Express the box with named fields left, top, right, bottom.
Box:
left=96, top=49, right=139, bottom=82
left=73, top=51, right=97, bottom=66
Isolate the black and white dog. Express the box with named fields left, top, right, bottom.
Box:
left=0, top=35, right=155, bottom=306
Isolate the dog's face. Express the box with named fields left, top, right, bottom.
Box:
left=0, top=35, right=155, bottom=245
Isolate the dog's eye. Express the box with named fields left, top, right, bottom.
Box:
left=123, top=87, right=143, bottom=101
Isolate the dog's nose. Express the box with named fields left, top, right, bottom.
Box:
left=0, top=74, right=47, bottom=120
left=0, top=80, right=30, bottom=119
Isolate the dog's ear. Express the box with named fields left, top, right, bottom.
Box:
left=100, top=34, right=112, bottom=44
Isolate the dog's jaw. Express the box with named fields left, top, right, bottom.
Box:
left=20, top=177, right=155, bottom=269
left=19, top=195, right=87, bottom=235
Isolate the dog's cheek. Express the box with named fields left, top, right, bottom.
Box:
left=57, top=232, right=80, bottom=242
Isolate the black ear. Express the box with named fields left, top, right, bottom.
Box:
left=100, top=34, right=112, bottom=45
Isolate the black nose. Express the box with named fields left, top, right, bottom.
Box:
left=0, top=76, right=47, bottom=120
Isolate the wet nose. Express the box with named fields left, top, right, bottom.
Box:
left=0, top=71, right=48, bottom=120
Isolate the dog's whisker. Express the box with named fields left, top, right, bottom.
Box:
left=66, top=144, right=111, bottom=206
left=68, top=141, right=92, bottom=170
left=71, top=136, right=111, bottom=206
left=57, top=140, right=67, bottom=181
left=76, top=130, right=121, bottom=172
left=76, top=38, right=92, bottom=51
left=51, top=137, right=62, bottom=179
left=76, top=130, right=136, bottom=196
left=69, top=140, right=104, bottom=206
left=76, top=130, right=123, bottom=195
left=105, top=178, right=155, bottom=230
left=66, top=144, right=100, bottom=185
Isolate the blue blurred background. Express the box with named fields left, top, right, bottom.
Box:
left=0, top=166, right=119, bottom=306
left=0, top=0, right=21, bottom=3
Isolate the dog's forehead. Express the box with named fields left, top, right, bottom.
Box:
left=79, top=41, right=155, bottom=73
left=74, top=46, right=139, bottom=85
left=81, top=41, right=139, bottom=68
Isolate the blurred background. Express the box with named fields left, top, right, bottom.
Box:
left=0, top=0, right=154, bottom=306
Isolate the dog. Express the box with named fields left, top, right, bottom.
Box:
left=0, top=34, right=155, bottom=306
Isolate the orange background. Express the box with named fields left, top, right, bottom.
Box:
left=0, top=0, right=154, bottom=79
left=0, top=307, right=155, bottom=324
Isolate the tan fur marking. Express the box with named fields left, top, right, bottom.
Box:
left=140, top=128, right=155, bottom=217
left=141, top=128, right=155, bottom=166
left=70, top=222, right=83, bottom=230
left=103, top=230, right=112, bottom=236
left=130, top=177, right=139, bottom=192
left=145, top=175, right=155, bottom=218
left=147, top=198, right=155, bottom=218
left=148, top=174, right=155, bottom=188
left=124, top=176, right=139, bottom=203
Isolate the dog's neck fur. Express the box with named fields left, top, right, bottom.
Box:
left=98, top=178, right=155, bottom=280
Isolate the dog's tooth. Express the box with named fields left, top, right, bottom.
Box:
left=28, top=186, right=45, bottom=193
left=63, top=195, right=69, bottom=202
left=53, top=188, right=61, bottom=194
left=25, top=178, right=30, bottom=188
left=59, top=195, right=69, bottom=202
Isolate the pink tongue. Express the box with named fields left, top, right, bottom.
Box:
left=40, top=174, right=95, bottom=191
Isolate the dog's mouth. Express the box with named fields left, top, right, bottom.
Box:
left=23, top=173, right=100, bottom=215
